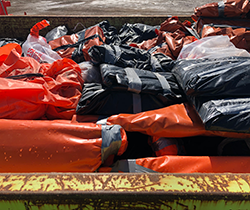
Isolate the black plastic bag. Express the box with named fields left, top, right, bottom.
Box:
left=98, top=20, right=119, bottom=44
left=151, top=53, right=175, bottom=72
left=88, top=44, right=153, bottom=70
left=172, top=57, right=250, bottom=98
left=100, top=64, right=186, bottom=103
left=118, top=23, right=159, bottom=45
left=76, top=83, right=179, bottom=116
left=0, top=38, right=23, bottom=47
left=196, top=97, right=250, bottom=133
left=172, top=56, right=250, bottom=133
left=45, top=25, right=68, bottom=42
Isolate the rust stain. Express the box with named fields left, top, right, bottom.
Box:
left=0, top=173, right=249, bottom=195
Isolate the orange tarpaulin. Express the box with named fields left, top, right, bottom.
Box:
left=0, top=43, right=84, bottom=120
left=192, top=0, right=250, bottom=20
left=107, top=103, right=250, bottom=138
left=0, top=119, right=127, bottom=172
left=98, top=156, right=250, bottom=173
left=136, top=156, right=250, bottom=173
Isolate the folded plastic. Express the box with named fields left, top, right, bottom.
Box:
left=172, top=57, right=250, bottom=98
left=0, top=43, right=84, bottom=120
left=192, top=0, right=250, bottom=20
left=76, top=83, right=177, bottom=115
left=107, top=102, right=250, bottom=138
left=0, top=119, right=127, bottom=172
left=88, top=43, right=153, bottom=70
left=100, top=64, right=186, bottom=101
left=98, top=156, right=250, bottom=173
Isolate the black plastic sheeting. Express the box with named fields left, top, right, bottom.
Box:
left=172, top=56, right=250, bottom=133
left=172, top=57, right=250, bottom=98
left=89, top=43, right=175, bottom=71
left=88, top=43, right=153, bottom=70
left=45, top=25, right=68, bottom=42
left=197, top=97, right=250, bottom=133
left=100, top=63, right=185, bottom=100
left=0, top=38, right=23, bottom=47
left=76, top=63, right=186, bottom=116
left=117, top=23, right=159, bottom=45
left=76, top=80, right=186, bottom=116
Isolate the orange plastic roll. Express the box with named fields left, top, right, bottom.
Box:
left=99, top=156, right=250, bottom=173
left=107, top=103, right=206, bottom=138
left=0, top=119, right=127, bottom=172
left=136, top=156, right=250, bottom=173
left=107, top=103, right=250, bottom=139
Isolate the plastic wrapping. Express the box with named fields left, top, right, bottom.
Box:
left=22, top=20, right=62, bottom=63
left=100, top=64, right=186, bottom=102
left=0, top=119, right=127, bottom=172
left=98, top=156, right=250, bottom=173
left=196, top=97, right=250, bottom=133
left=107, top=102, right=250, bottom=138
left=45, top=25, right=68, bottom=42
left=192, top=0, right=250, bottom=20
left=79, top=61, right=102, bottom=83
left=0, top=43, right=84, bottom=120
left=177, top=35, right=250, bottom=59
left=49, top=25, right=105, bottom=63
left=172, top=56, right=250, bottom=133
left=88, top=44, right=152, bottom=70
left=131, top=29, right=196, bottom=60
left=76, top=83, right=176, bottom=115
left=172, top=57, right=250, bottom=98
left=118, top=23, right=159, bottom=44
left=0, top=38, right=23, bottom=47
left=149, top=136, right=186, bottom=156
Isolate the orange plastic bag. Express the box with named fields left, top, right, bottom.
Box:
left=49, top=25, right=105, bottom=62
left=136, top=156, right=250, bottom=173
left=98, top=156, right=250, bottom=173
left=192, top=0, right=250, bottom=20
left=107, top=103, right=206, bottom=138
left=0, top=43, right=84, bottom=120
left=0, top=119, right=127, bottom=172
left=131, top=30, right=195, bottom=60
left=107, top=103, right=250, bottom=139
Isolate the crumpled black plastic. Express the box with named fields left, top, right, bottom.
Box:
left=195, top=97, right=250, bottom=133
left=171, top=56, right=250, bottom=133
left=88, top=44, right=153, bottom=70
left=0, top=38, right=23, bottom=47
left=45, top=25, right=69, bottom=42
left=76, top=83, right=182, bottom=116
left=98, top=20, right=119, bottom=44
left=172, top=57, right=250, bottom=98
left=117, top=23, right=159, bottom=45
left=100, top=63, right=186, bottom=102
left=151, top=53, right=175, bottom=72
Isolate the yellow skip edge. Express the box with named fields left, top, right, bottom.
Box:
left=0, top=173, right=249, bottom=193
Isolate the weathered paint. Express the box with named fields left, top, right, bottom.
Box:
left=0, top=15, right=193, bottom=39
left=0, top=173, right=249, bottom=209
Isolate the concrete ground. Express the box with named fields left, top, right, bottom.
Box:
left=7, top=0, right=214, bottom=16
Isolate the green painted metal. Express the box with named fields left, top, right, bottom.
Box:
left=0, top=173, right=249, bottom=209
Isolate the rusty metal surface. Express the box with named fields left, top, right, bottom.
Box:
left=0, top=173, right=249, bottom=209
left=0, top=15, right=192, bottom=39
